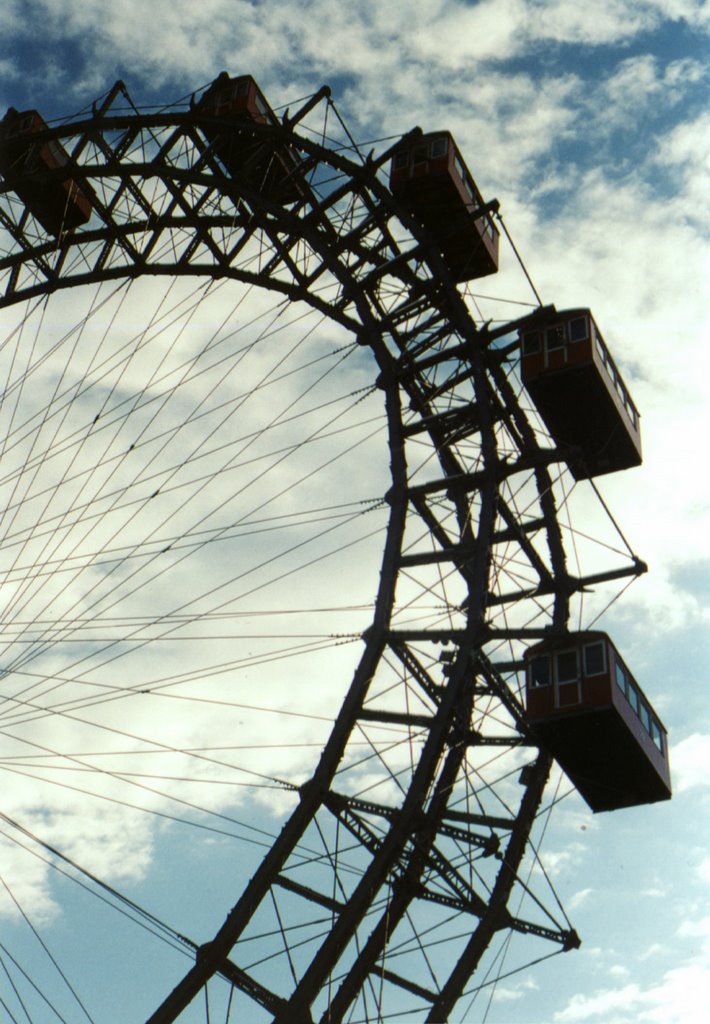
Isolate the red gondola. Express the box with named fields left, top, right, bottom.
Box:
left=520, top=308, right=642, bottom=479
left=194, top=72, right=302, bottom=203
left=0, top=107, right=91, bottom=236
left=389, top=131, right=499, bottom=283
left=524, top=631, right=671, bottom=812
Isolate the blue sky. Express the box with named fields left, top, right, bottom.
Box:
left=0, top=2, right=708, bottom=1022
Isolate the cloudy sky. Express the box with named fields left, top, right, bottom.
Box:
left=0, top=1, right=708, bottom=1022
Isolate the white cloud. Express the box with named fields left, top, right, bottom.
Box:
left=554, top=982, right=644, bottom=1022
left=4, top=0, right=709, bottom=108
left=671, top=734, right=710, bottom=792
left=655, top=110, right=710, bottom=228
left=0, top=830, right=59, bottom=924
left=528, top=0, right=659, bottom=44
left=554, top=967, right=710, bottom=1023
left=410, top=0, right=529, bottom=65
left=534, top=840, right=588, bottom=877
left=556, top=911, right=710, bottom=1023
left=569, top=886, right=594, bottom=909
left=640, top=941, right=671, bottom=959
left=0, top=271, right=392, bottom=923
left=678, top=916, right=710, bottom=940
left=599, top=55, right=708, bottom=129
left=645, top=0, right=710, bottom=27
left=530, top=0, right=710, bottom=42
left=491, top=975, right=540, bottom=1003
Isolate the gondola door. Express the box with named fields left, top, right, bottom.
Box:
left=554, top=647, right=582, bottom=709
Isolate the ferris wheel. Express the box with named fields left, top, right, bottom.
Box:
left=0, top=74, right=659, bottom=1023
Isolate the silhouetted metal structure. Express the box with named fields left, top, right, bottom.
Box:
left=0, top=74, right=660, bottom=1024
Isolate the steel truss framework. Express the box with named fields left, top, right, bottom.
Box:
left=0, top=80, right=644, bottom=1022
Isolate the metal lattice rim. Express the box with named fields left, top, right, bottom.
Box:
left=0, top=81, right=642, bottom=1022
